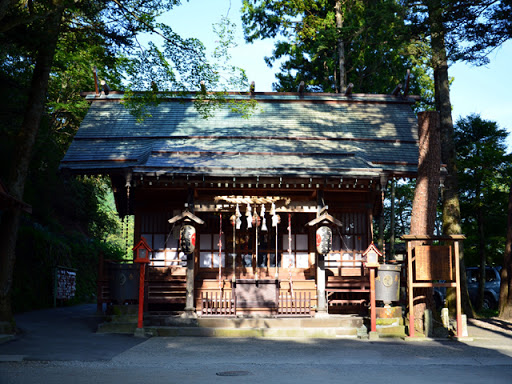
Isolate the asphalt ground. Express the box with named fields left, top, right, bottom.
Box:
left=0, top=304, right=145, bottom=362
left=1, top=304, right=512, bottom=383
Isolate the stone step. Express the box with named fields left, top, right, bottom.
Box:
left=97, top=313, right=370, bottom=337
left=144, top=326, right=366, bottom=338
left=147, top=315, right=365, bottom=329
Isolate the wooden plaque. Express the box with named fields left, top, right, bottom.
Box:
left=235, top=279, right=278, bottom=308
left=415, top=245, right=453, bottom=281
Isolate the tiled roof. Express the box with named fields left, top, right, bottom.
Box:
left=60, top=93, right=419, bottom=179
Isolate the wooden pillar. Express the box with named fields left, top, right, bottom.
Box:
left=185, top=188, right=196, bottom=315
left=185, top=252, right=196, bottom=313
left=370, top=267, right=377, bottom=333
left=455, top=240, right=463, bottom=338
left=316, top=253, right=327, bottom=314
left=379, top=175, right=387, bottom=251
left=137, top=263, right=146, bottom=329
left=407, top=240, right=415, bottom=337
left=316, top=191, right=327, bottom=315
left=390, top=179, right=396, bottom=262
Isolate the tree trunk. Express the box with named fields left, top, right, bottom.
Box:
left=335, top=0, right=346, bottom=92
left=410, top=111, right=441, bottom=335
left=427, top=0, right=473, bottom=318
left=499, top=185, right=512, bottom=319
left=0, top=10, right=62, bottom=325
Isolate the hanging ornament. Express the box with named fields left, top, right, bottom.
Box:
left=272, top=213, right=280, bottom=227
left=235, top=204, right=242, bottom=230
left=246, top=204, right=252, bottom=228
left=260, top=204, right=267, bottom=231
left=270, top=202, right=276, bottom=216
left=271, top=202, right=280, bottom=227
left=252, top=210, right=259, bottom=227
left=261, top=217, right=268, bottom=232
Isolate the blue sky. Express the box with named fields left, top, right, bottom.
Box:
left=160, top=0, right=512, bottom=150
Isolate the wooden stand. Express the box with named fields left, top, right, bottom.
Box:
left=402, top=235, right=465, bottom=338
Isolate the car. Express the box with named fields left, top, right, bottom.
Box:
left=434, top=286, right=446, bottom=309
left=466, top=266, right=501, bottom=310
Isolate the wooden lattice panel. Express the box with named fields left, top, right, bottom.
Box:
left=415, top=245, right=453, bottom=281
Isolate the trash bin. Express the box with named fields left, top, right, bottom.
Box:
left=109, top=263, right=139, bottom=304
left=375, top=264, right=401, bottom=305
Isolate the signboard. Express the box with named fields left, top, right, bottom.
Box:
left=235, top=279, right=278, bottom=308
left=415, top=245, right=453, bottom=280
left=56, top=268, right=76, bottom=300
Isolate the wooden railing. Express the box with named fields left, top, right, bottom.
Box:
left=277, top=291, right=312, bottom=317
left=200, top=291, right=236, bottom=316
left=325, top=276, right=370, bottom=313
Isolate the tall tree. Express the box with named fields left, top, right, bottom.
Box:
left=409, top=112, right=441, bottom=335
left=0, top=0, right=248, bottom=328
left=242, top=0, right=429, bottom=95
left=405, top=0, right=512, bottom=316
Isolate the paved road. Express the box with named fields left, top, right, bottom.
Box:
left=1, top=304, right=512, bottom=383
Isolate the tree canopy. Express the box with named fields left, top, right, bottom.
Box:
left=242, top=0, right=432, bottom=98
left=0, top=0, right=249, bottom=325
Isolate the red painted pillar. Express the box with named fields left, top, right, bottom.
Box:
left=137, top=263, right=146, bottom=329
left=370, top=267, right=377, bottom=333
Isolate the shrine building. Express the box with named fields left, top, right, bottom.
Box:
left=60, top=90, right=420, bottom=319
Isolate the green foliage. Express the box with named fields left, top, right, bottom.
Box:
left=242, top=0, right=432, bottom=99
left=122, top=15, right=255, bottom=121
left=455, top=114, right=512, bottom=266
left=12, top=223, right=123, bottom=313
